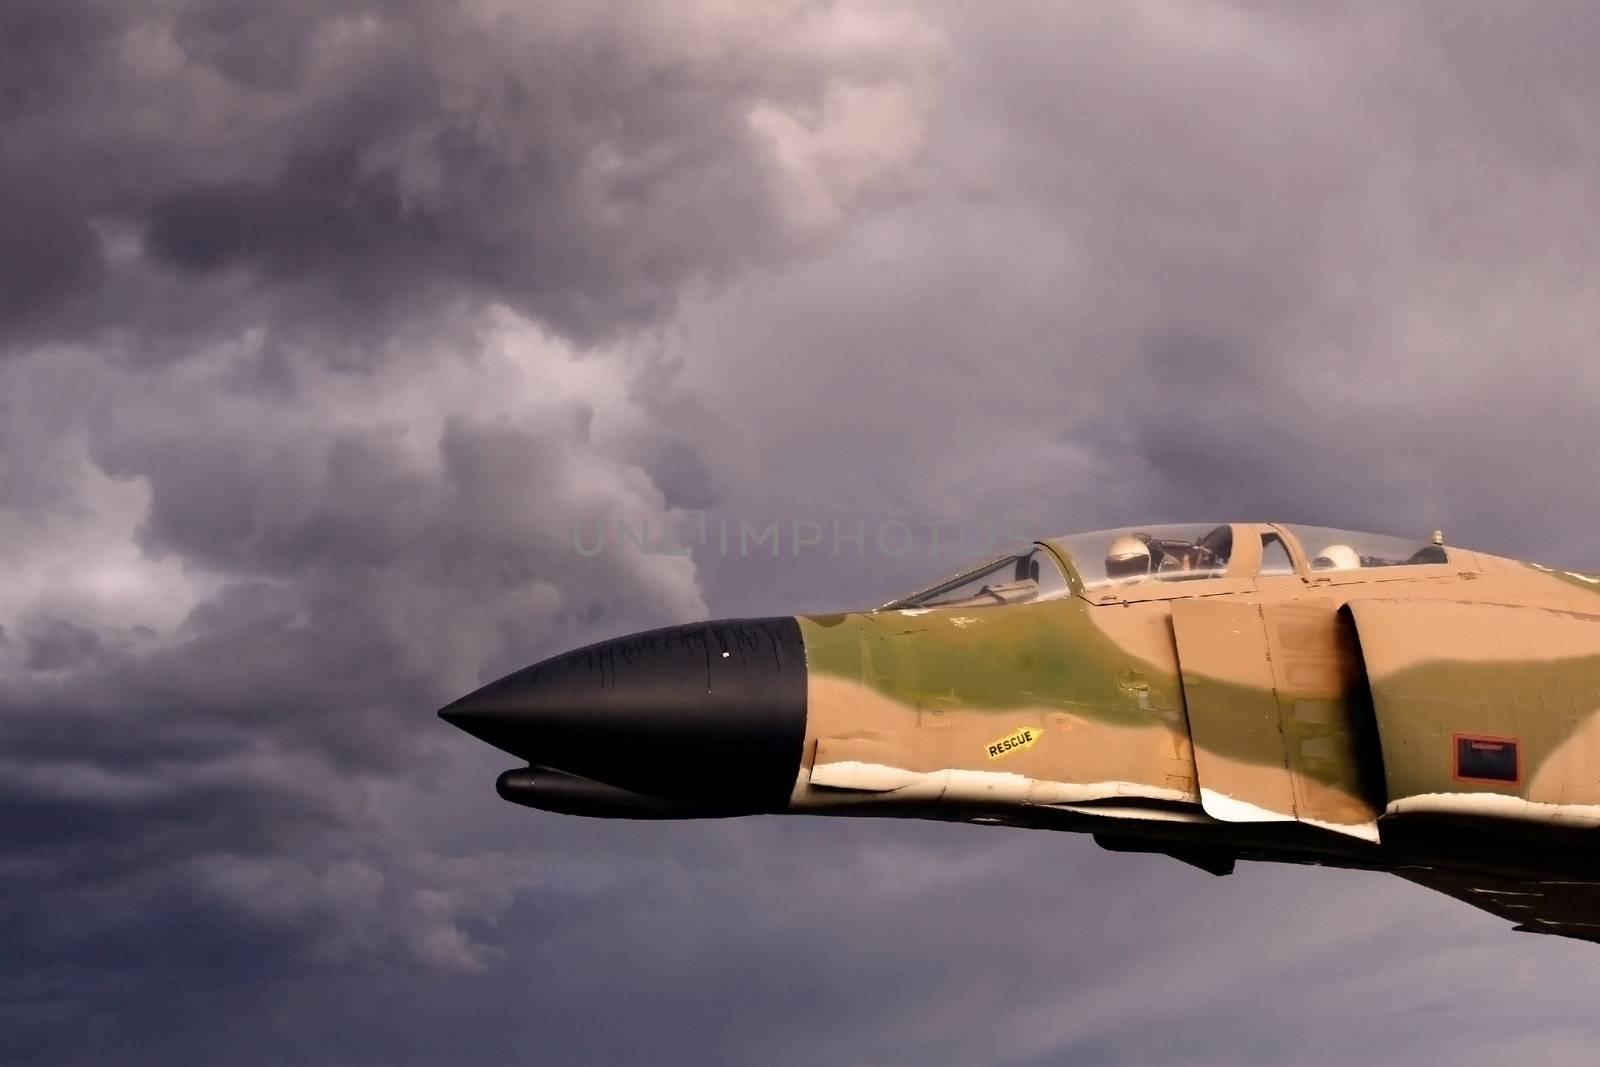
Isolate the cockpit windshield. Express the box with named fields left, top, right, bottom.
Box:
left=1284, top=525, right=1448, bottom=571
left=1048, top=524, right=1235, bottom=592
left=884, top=523, right=1451, bottom=610
left=882, top=546, right=1069, bottom=610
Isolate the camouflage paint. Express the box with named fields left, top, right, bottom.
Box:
left=786, top=524, right=1600, bottom=941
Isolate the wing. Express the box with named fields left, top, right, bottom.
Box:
left=1396, top=866, right=1600, bottom=944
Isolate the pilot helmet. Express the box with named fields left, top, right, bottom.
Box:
left=1312, top=544, right=1361, bottom=571
left=1105, top=534, right=1153, bottom=580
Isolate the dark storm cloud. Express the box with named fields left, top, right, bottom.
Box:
left=8, top=2, right=1600, bottom=1065
left=0, top=0, right=929, bottom=353
left=0, top=331, right=714, bottom=1025
left=673, top=0, right=1600, bottom=621
left=0, top=2, right=938, bottom=1058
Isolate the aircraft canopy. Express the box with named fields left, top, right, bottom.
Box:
left=883, top=523, right=1455, bottom=611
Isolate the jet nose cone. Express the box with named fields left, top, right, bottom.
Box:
left=438, top=616, right=807, bottom=811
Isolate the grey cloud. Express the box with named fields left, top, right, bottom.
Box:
left=672, top=0, right=1600, bottom=622
left=22, top=618, right=100, bottom=673
left=12, top=815, right=1585, bottom=1067
left=0, top=167, right=104, bottom=334
left=0, top=0, right=936, bottom=355
left=8, top=2, right=1600, bottom=1065
left=0, top=315, right=712, bottom=1054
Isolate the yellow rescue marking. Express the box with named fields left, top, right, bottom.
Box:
left=985, top=725, right=1043, bottom=761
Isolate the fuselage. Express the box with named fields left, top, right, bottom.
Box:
left=441, top=522, right=1600, bottom=939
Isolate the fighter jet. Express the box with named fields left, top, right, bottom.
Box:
left=440, top=522, right=1600, bottom=943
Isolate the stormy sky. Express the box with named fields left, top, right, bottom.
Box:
left=5, top=2, right=1600, bottom=1063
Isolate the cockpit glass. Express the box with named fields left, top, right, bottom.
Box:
left=1047, top=524, right=1235, bottom=592
left=1283, top=525, right=1448, bottom=571
left=882, top=545, right=1069, bottom=610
